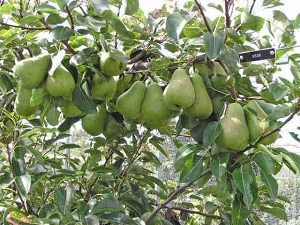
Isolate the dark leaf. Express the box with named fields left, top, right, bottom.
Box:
left=72, top=85, right=97, bottom=114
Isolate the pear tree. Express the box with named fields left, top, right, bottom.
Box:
left=1, top=0, right=300, bottom=224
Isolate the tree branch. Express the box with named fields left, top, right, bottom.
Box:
left=145, top=169, right=211, bottom=224
left=0, top=65, right=13, bottom=73
left=194, top=0, right=212, bottom=33
left=168, top=206, right=222, bottom=219
left=0, top=21, right=48, bottom=30
left=66, top=5, right=75, bottom=30
left=249, top=0, right=257, bottom=14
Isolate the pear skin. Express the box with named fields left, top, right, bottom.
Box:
left=15, top=87, right=38, bottom=116
left=81, top=104, right=107, bottom=136
left=13, top=54, right=51, bottom=89
left=100, top=52, right=126, bottom=76
left=184, top=73, right=213, bottom=119
left=140, top=82, right=174, bottom=124
left=216, top=103, right=249, bottom=151
left=103, top=115, right=123, bottom=140
left=46, top=65, right=75, bottom=97
left=163, top=69, right=195, bottom=111
left=245, top=100, right=279, bottom=145
left=90, top=75, right=116, bottom=100
left=116, top=81, right=146, bottom=121
left=60, top=99, right=84, bottom=118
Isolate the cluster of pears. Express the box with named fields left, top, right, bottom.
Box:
left=115, top=68, right=214, bottom=128
left=81, top=104, right=123, bottom=139
left=13, top=54, right=80, bottom=123
left=213, top=100, right=279, bottom=154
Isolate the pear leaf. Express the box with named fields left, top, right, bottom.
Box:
left=166, top=11, right=194, bottom=42
left=203, top=31, right=226, bottom=60
left=261, top=171, right=278, bottom=200
left=72, top=85, right=97, bottom=114
left=232, top=196, right=250, bottom=225
left=232, top=166, right=254, bottom=209
left=202, top=121, right=222, bottom=148
left=89, top=0, right=109, bottom=15
left=209, top=153, right=229, bottom=181
left=125, top=0, right=139, bottom=15
left=240, top=12, right=265, bottom=31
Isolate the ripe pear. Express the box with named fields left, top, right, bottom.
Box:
left=184, top=73, right=213, bottom=119
left=60, top=99, right=84, bottom=118
left=100, top=52, right=126, bottom=76
left=46, top=65, right=75, bottom=97
left=244, top=100, right=279, bottom=145
left=81, top=104, right=107, bottom=136
left=140, top=82, right=173, bottom=124
left=216, top=103, right=249, bottom=151
left=163, top=68, right=195, bottom=111
left=15, top=87, right=38, bottom=116
left=103, top=115, right=123, bottom=140
left=90, top=74, right=116, bottom=100
left=13, top=54, right=51, bottom=89
left=116, top=81, right=146, bottom=122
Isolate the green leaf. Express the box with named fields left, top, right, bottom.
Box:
left=149, top=137, right=169, bottom=157
left=166, top=11, right=194, bottom=42
left=209, top=153, right=229, bottom=181
left=18, top=14, right=44, bottom=25
left=202, top=121, right=222, bottom=148
left=51, top=26, right=75, bottom=41
left=125, top=0, right=139, bottom=15
left=220, top=46, right=240, bottom=65
left=0, top=174, right=14, bottom=189
left=254, top=152, right=275, bottom=175
left=174, top=144, right=198, bottom=172
left=203, top=31, right=226, bottom=60
left=180, top=155, right=208, bottom=183
left=58, top=143, right=81, bottom=151
left=54, top=187, right=71, bottom=213
left=70, top=52, right=87, bottom=66
left=12, top=157, right=26, bottom=176
left=15, top=174, right=31, bottom=200
left=270, top=10, right=294, bottom=44
left=85, top=215, right=100, bottom=225
left=89, top=0, right=109, bottom=15
left=240, top=12, right=265, bottom=31
left=151, top=57, right=172, bottom=70
left=77, top=200, right=90, bottom=220
left=0, top=3, right=15, bottom=14
left=91, top=200, right=125, bottom=214
left=232, top=196, right=250, bottom=225
left=25, top=146, right=44, bottom=166
left=260, top=206, right=287, bottom=221
left=98, top=213, right=138, bottom=224
left=261, top=171, right=278, bottom=200
left=232, top=166, right=254, bottom=209
left=18, top=128, right=41, bottom=141
left=72, top=85, right=97, bottom=114
left=289, top=57, right=300, bottom=84
left=58, top=116, right=81, bottom=132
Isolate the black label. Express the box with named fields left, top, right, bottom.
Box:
left=239, top=48, right=275, bottom=62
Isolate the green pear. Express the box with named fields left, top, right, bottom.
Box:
left=244, top=100, right=279, bottom=145
left=46, top=65, right=75, bottom=97
left=216, top=103, right=249, bottom=151
left=45, top=105, right=60, bottom=126
left=60, top=99, right=84, bottom=118
left=163, top=68, right=195, bottom=111
left=184, top=73, right=213, bottom=119
left=116, top=81, right=146, bottom=121
left=31, top=81, right=48, bottom=107
left=15, top=87, right=38, bottom=116
left=103, top=115, right=123, bottom=140
left=90, top=74, right=116, bottom=100
left=140, top=82, right=173, bottom=124
left=100, top=52, right=126, bottom=76
left=113, top=73, right=134, bottom=99
left=81, top=104, right=107, bottom=136
left=13, top=54, right=51, bottom=89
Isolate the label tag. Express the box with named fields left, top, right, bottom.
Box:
left=239, top=48, right=275, bottom=62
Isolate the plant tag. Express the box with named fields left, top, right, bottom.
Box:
left=239, top=48, right=275, bottom=62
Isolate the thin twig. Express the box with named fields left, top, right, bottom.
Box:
left=0, top=21, right=48, bottom=30
left=0, top=65, right=13, bottom=73
left=145, top=169, right=211, bottom=223
left=66, top=5, right=75, bottom=30
left=169, top=206, right=222, bottom=219
left=194, top=0, right=212, bottom=33
left=224, top=0, right=231, bottom=28
left=249, top=0, right=257, bottom=14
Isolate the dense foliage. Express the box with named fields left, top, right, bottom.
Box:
left=1, top=0, right=300, bottom=224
